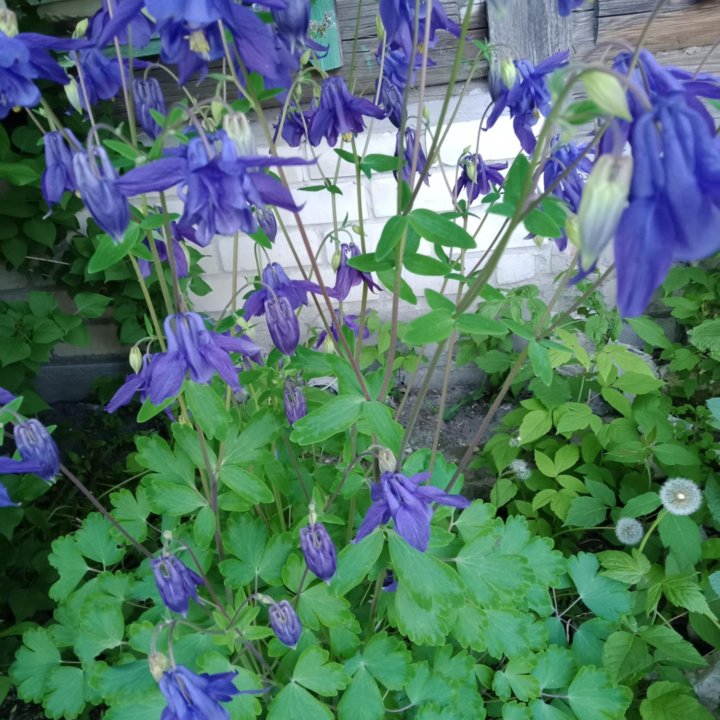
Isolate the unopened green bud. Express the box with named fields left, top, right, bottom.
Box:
left=64, top=78, right=82, bottom=114
left=129, top=346, right=143, bottom=374
left=378, top=448, right=396, bottom=473
left=331, top=248, right=342, bottom=272
left=422, top=105, right=430, bottom=125
left=300, top=49, right=312, bottom=66
left=72, top=18, right=88, bottom=39
left=376, top=15, right=385, bottom=42
left=565, top=213, right=580, bottom=250
left=584, top=71, right=631, bottom=121
left=500, top=58, right=517, bottom=90
left=578, top=154, right=632, bottom=269
left=464, top=157, right=478, bottom=183
left=223, top=112, right=256, bottom=156
left=0, top=8, right=18, bottom=37
left=149, top=653, right=169, bottom=682
left=210, top=100, right=224, bottom=126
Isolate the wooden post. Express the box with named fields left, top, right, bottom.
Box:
left=487, top=0, right=573, bottom=63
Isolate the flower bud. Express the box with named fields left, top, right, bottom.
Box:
left=300, top=522, right=337, bottom=582
left=583, top=71, right=631, bottom=121
left=284, top=381, right=307, bottom=425
left=265, top=296, right=300, bottom=356
left=500, top=58, right=517, bottom=93
left=72, top=17, right=88, bottom=39
left=256, top=207, right=277, bottom=243
left=376, top=15, right=385, bottom=42
left=0, top=8, right=18, bottom=37
left=331, top=248, right=342, bottom=273
left=149, top=653, right=170, bottom=682
left=133, top=78, right=166, bottom=140
left=378, top=448, right=396, bottom=473
left=14, top=419, right=60, bottom=483
left=151, top=554, right=205, bottom=616
left=64, top=78, right=83, bottom=115
left=223, top=112, right=256, bottom=156
left=129, top=346, right=143, bottom=374
left=269, top=600, right=302, bottom=648
left=577, top=155, right=632, bottom=269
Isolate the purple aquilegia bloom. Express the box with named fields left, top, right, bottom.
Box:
left=0, top=31, right=42, bottom=118
left=308, top=77, right=385, bottom=147
left=316, top=313, right=370, bottom=348
left=274, top=0, right=311, bottom=54
left=133, top=78, right=166, bottom=139
left=453, top=153, right=508, bottom=204
left=615, top=93, right=720, bottom=317
left=0, top=387, right=16, bottom=404
left=243, top=262, right=321, bottom=319
left=42, top=130, right=81, bottom=208
left=331, top=243, right=381, bottom=302
left=283, top=381, right=307, bottom=424
left=151, top=554, right=204, bottom=616
left=105, top=353, right=156, bottom=413
left=280, top=106, right=313, bottom=147
left=159, top=666, right=241, bottom=720
left=74, top=47, right=124, bottom=108
left=300, top=521, right=337, bottom=581
left=88, top=0, right=154, bottom=49
left=557, top=0, right=585, bottom=15
left=146, top=312, right=255, bottom=403
left=265, top=296, right=301, bottom=356
left=487, top=51, right=569, bottom=154
left=0, top=482, right=19, bottom=508
left=394, top=128, right=429, bottom=185
left=256, top=207, right=278, bottom=243
left=378, top=71, right=405, bottom=129
left=0, top=419, right=60, bottom=483
left=269, top=600, right=302, bottom=648
left=137, top=233, right=189, bottom=279
left=354, top=470, right=470, bottom=552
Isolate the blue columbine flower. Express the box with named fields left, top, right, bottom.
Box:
left=0, top=388, right=16, bottom=404
left=151, top=554, right=204, bottom=616
left=487, top=51, right=569, bottom=153
left=105, top=353, right=156, bottom=413
left=137, top=230, right=190, bottom=280
left=133, top=77, right=166, bottom=139
left=256, top=207, right=278, bottom=243
left=315, top=313, right=370, bottom=348
left=269, top=600, right=302, bottom=648
left=88, top=0, right=154, bottom=49
left=354, top=470, right=470, bottom=552
left=159, top=666, right=241, bottom=720
left=243, top=262, right=321, bottom=319
left=0, top=32, right=41, bottom=118
left=280, top=107, right=312, bottom=147
left=265, top=296, right=301, bottom=356
left=147, top=312, right=254, bottom=403
left=308, top=77, right=385, bottom=147
left=283, top=380, right=307, bottom=425
left=394, top=128, right=429, bottom=185
left=74, top=47, right=124, bottom=108
left=300, top=521, right=337, bottom=581
left=453, top=153, right=508, bottom=204
left=0, top=482, right=19, bottom=508
left=330, top=243, right=381, bottom=302
left=614, top=93, right=720, bottom=317
left=42, top=130, right=81, bottom=208
left=0, top=419, right=60, bottom=483
left=557, top=0, right=585, bottom=15
left=273, top=0, right=311, bottom=54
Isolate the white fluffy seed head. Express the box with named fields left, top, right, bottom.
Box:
left=659, top=477, right=703, bottom=516
left=510, top=459, right=531, bottom=481
left=614, top=517, right=644, bottom=546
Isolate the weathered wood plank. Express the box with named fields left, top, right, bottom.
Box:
left=599, top=0, right=703, bottom=17
left=597, top=2, right=720, bottom=52
left=487, top=0, right=572, bottom=64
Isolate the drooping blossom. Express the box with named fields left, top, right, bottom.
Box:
left=354, top=470, right=470, bottom=552
left=487, top=51, right=569, bottom=153
left=74, top=47, right=125, bottom=108
left=0, top=419, right=60, bottom=483
left=243, top=262, right=321, bottom=319
left=133, top=77, right=166, bottom=139
left=105, top=353, right=156, bottom=413
left=158, top=666, right=242, bottom=720
left=269, top=600, right=302, bottom=648
left=0, top=482, right=19, bottom=508
left=453, top=153, right=507, bottom=204
left=280, top=107, right=313, bottom=147
left=87, top=0, right=154, bottom=49
left=265, top=296, right=301, bottom=356
left=256, top=207, right=278, bottom=243
left=308, top=77, right=385, bottom=147
left=394, top=128, right=429, bottom=185
left=300, top=521, right=337, bottom=581
left=283, top=380, right=307, bottom=425
left=151, top=554, right=205, bottom=616
left=42, top=130, right=81, bottom=208
left=137, top=232, right=190, bottom=279
left=330, top=243, right=381, bottom=302
left=315, top=313, right=370, bottom=349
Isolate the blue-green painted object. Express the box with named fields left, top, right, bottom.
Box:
left=309, top=0, right=343, bottom=70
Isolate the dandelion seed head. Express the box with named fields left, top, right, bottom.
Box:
left=659, top=477, right=702, bottom=516
left=510, top=459, right=531, bottom=481
left=614, top=517, right=643, bottom=545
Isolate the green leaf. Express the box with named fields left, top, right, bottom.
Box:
left=567, top=667, right=632, bottom=720
left=75, top=513, right=126, bottom=566
left=293, top=646, right=348, bottom=696
left=338, top=667, right=384, bottom=720
left=567, top=553, right=632, bottom=621
left=74, top=292, right=112, bottom=318
left=620, top=492, right=661, bottom=518
left=354, top=632, right=411, bottom=690
left=524, top=208, right=562, bottom=238
left=48, top=536, right=89, bottom=601
left=658, top=514, right=701, bottom=570
left=360, top=401, right=403, bottom=453
left=662, top=574, right=715, bottom=617
left=376, top=215, right=408, bottom=262
left=407, top=209, right=476, bottom=249
left=23, top=219, right=56, bottom=246
left=600, top=387, right=632, bottom=418
left=425, top=289, right=456, bottom=313
left=74, top=600, right=125, bottom=662
left=184, top=382, right=231, bottom=441
left=554, top=404, right=594, bottom=434
left=518, top=410, right=552, bottom=446
left=565, top=496, right=607, bottom=528
left=330, top=531, right=384, bottom=596
left=347, top=252, right=394, bottom=273
left=403, top=310, right=454, bottom=345
left=528, top=341, right=553, bottom=386
left=688, top=319, right=720, bottom=357
left=291, top=394, right=364, bottom=445
left=504, top=154, right=531, bottom=205
left=0, top=162, right=39, bottom=185
left=10, top=628, right=61, bottom=702
left=598, top=549, right=650, bottom=585
left=391, top=582, right=448, bottom=645
left=44, top=666, right=86, bottom=720
left=494, top=657, right=541, bottom=702
left=88, top=225, right=140, bottom=273
left=146, top=479, right=206, bottom=516
left=638, top=625, right=706, bottom=669
left=267, top=683, right=333, bottom=720
left=640, top=681, right=713, bottom=720
left=377, top=268, right=417, bottom=304
left=455, top=314, right=508, bottom=336
left=653, top=443, right=700, bottom=467
left=602, top=631, right=653, bottom=683
left=110, top=488, right=150, bottom=543
left=219, top=465, right=273, bottom=504
left=403, top=253, right=451, bottom=276
left=627, top=317, right=670, bottom=349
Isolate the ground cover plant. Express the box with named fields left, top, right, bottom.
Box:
left=1, top=0, right=719, bottom=718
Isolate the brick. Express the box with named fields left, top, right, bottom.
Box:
left=279, top=179, right=365, bottom=226
left=496, top=250, right=537, bottom=285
